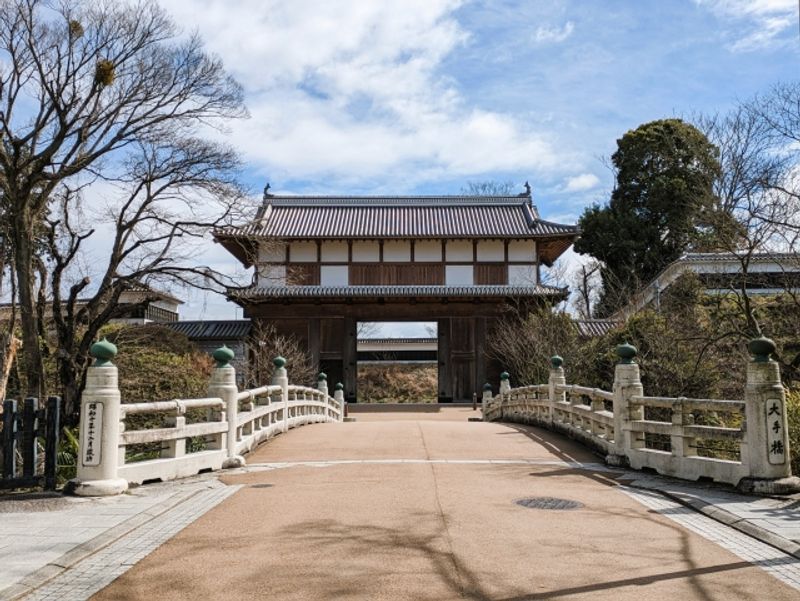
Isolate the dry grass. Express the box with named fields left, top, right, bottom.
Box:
left=357, top=363, right=438, bottom=403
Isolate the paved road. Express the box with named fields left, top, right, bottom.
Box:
left=93, top=408, right=799, bottom=600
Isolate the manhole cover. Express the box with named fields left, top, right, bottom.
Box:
left=249, top=483, right=273, bottom=489
left=515, top=497, right=583, bottom=510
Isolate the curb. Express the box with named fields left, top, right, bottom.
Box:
left=0, top=484, right=219, bottom=601
left=633, top=485, right=800, bottom=560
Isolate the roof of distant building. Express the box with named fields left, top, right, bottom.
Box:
left=573, top=318, right=619, bottom=338
left=166, top=320, right=252, bottom=340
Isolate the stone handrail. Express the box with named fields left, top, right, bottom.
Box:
left=69, top=343, right=345, bottom=497
left=483, top=339, right=799, bottom=494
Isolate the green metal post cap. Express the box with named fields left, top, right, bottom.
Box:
left=273, top=356, right=286, bottom=368
left=335, top=382, right=344, bottom=391
left=318, top=372, right=327, bottom=381
left=90, top=338, right=117, bottom=367
left=483, top=383, right=493, bottom=392
left=212, top=345, right=235, bottom=368
left=550, top=355, right=564, bottom=368
left=500, top=371, right=510, bottom=381
left=748, top=336, right=776, bottom=363
left=616, top=342, right=637, bottom=364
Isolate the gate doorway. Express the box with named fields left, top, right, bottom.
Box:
left=356, top=322, right=437, bottom=403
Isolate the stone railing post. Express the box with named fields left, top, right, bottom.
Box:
left=209, top=346, right=245, bottom=469
left=271, top=356, right=289, bottom=432
left=609, top=342, right=642, bottom=467
left=482, top=383, right=493, bottom=418
left=317, top=372, right=328, bottom=419
left=334, top=383, right=345, bottom=419
left=70, top=339, right=128, bottom=496
left=499, top=372, right=510, bottom=420
left=548, top=355, right=565, bottom=426
left=740, top=337, right=800, bottom=493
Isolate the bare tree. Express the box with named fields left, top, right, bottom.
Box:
left=45, top=138, right=247, bottom=416
left=460, top=181, right=516, bottom=195
left=570, top=259, right=601, bottom=319
left=245, top=321, right=316, bottom=390
left=694, top=85, right=800, bottom=339
left=0, top=0, right=246, bottom=400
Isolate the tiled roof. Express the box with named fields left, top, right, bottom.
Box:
left=166, top=320, right=252, bottom=340
left=573, top=319, right=619, bottom=338
left=217, top=195, right=578, bottom=240
left=230, top=284, right=567, bottom=301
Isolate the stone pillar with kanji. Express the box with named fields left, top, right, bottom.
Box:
left=70, top=339, right=128, bottom=496
left=740, top=337, right=800, bottom=494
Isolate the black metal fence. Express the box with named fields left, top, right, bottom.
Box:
left=1, top=397, right=61, bottom=491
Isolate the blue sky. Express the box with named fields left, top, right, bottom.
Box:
left=156, top=0, right=800, bottom=328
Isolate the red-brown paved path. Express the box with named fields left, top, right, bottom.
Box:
left=93, top=408, right=798, bottom=600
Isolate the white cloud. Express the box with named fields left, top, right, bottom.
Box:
left=533, top=21, right=575, bottom=44
left=158, top=0, right=572, bottom=189
left=563, top=173, right=600, bottom=192
left=696, top=0, right=797, bottom=51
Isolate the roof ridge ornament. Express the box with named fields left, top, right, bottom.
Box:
left=522, top=181, right=531, bottom=197
left=263, top=182, right=272, bottom=200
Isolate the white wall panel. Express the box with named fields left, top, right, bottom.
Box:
left=384, top=240, right=411, bottom=262
left=320, top=265, right=348, bottom=287
left=508, top=264, right=537, bottom=285
left=258, top=243, right=286, bottom=263
left=414, top=240, right=442, bottom=261
left=289, top=241, right=317, bottom=262
left=446, top=240, right=473, bottom=262
left=476, top=240, right=504, bottom=261
left=258, top=264, right=287, bottom=287
left=352, top=241, right=379, bottom=262
left=446, top=265, right=474, bottom=286
left=321, top=241, right=348, bottom=262
left=508, top=240, right=536, bottom=262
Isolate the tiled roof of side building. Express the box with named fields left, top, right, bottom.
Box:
left=216, top=195, right=578, bottom=240
left=573, top=318, right=620, bottom=338
left=230, top=284, right=567, bottom=301
left=166, top=320, right=252, bottom=340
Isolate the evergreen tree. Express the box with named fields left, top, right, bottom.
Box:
left=575, top=119, right=720, bottom=315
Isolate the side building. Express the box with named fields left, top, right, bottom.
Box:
left=215, top=189, right=578, bottom=402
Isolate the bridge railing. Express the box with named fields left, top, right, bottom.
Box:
left=483, top=338, right=798, bottom=494
left=69, top=342, right=344, bottom=496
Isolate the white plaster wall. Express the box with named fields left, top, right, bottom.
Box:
left=446, top=265, right=474, bottom=286
left=384, top=240, right=411, bottom=262
left=446, top=240, right=473, bottom=262
left=415, top=240, right=442, bottom=261
left=289, top=241, right=317, bottom=262
left=258, top=264, right=287, bottom=287
left=320, top=265, right=348, bottom=287
left=508, top=264, right=538, bottom=286
left=508, top=240, right=536, bottom=262
left=352, top=241, right=380, bottom=262
left=476, top=240, right=504, bottom=261
left=258, top=243, right=286, bottom=263
left=152, top=299, right=180, bottom=312
left=321, top=241, right=348, bottom=262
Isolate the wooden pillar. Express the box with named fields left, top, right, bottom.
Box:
left=438, top=317, right=452, bottom=403
left=343, top=316, right=357, bottom=403
left=308, top=318, right=321, bottom=371
left=475, top=317, right=486, bottom=398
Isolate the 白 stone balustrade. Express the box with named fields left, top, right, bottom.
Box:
left=482, top=338, right=800, bottom=494
left=68, top=341, right=344, bottom=496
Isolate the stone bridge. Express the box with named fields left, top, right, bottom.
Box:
left=50, top=338, right=800, bottom=600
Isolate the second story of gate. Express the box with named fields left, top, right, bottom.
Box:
left=215, top=186, right=578, bottom=294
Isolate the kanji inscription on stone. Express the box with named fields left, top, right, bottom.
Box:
left=81, top=401, right=104, bottom=466
left=765, top=398, right=786, bottom=465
